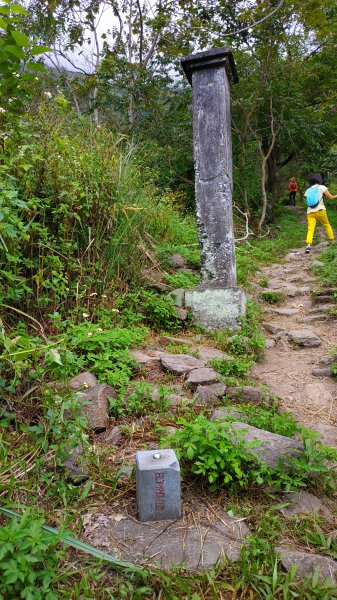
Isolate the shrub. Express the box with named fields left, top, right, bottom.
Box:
left=167, top=416, right=337, bottom=492
left=0, top=512, right=66, bottom=600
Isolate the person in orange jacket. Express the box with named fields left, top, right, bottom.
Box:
left=288, top=177, right=298, bottom=205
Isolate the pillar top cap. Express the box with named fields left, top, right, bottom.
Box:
left=181, top=47, right=239, bottom=86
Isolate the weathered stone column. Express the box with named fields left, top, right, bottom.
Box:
left=181, top=47, right=246, bottom=329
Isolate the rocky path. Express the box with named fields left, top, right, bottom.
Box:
left=252, top=238, right=337, bottom=444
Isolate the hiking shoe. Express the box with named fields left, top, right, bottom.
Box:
left=305, top=245, right=311, bottom=254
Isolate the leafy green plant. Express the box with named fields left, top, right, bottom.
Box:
left=63, top=322, right=146, bottom=388
left=211, top=355, right=253, bottom=378
left=0, top=512, right=65, bottom=599
left=166, top=416, right=337, bottom=492
left=219, top=402, right=301, bottom=437
left=260, top=291, right=284, bottom=304
left=109, top=382, right=171, bottom=418
left=164, top=271, right=200, bottom=289
left=259, top=277, right=269, bottom=288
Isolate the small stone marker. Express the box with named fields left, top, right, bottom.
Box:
left=136, top=449, right=181, bottom=522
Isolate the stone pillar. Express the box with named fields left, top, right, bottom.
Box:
left=136, top=449, right=181, bottom=522
left=181, top=47, right=246, bottom=329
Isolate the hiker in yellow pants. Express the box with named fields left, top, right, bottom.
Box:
left=304, top=173, right=337, bottom=254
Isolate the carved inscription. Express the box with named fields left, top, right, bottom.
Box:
left=154, top=471, right=165, bottom=511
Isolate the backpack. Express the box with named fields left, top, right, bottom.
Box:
left=290, top=182, right=297, bottom=191
left=306, top=186, right=320, bottom=208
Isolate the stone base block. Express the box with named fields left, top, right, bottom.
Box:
left=184, top=287, right=246, bottom=330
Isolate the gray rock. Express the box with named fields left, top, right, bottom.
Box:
left=308, top=304, right=335, bottom=314
left=311, top=367, right=333, bottom=378
left=176, top=307, right=188, bottom=321
left=119, top=465, right=134, bottom=481
left=316, top=288, right=336, bottom=297
left=226, top=386, right=267, bottom=402
left=315, top=294, right=335, bottom=303
left=319, top=355, right=337, bottom=366
left=285, top=287, right=310, bottom=297
left=278, top=491, right=333, bottom=522
left=167, top=394, right=190, bottom=407
left=105, top=426, right=122, bottom=445
left=267, top=279, right=283, bottom=290
left=198, top=347, right=233, bottom=363
left=300, top=315, right=327, bottom=323
left=276, top=547, right=337, bottom=583
left=170, top=253, right=187, bottom=268
left=186, top=367, right=219, bottom=391
left=63, top=444, right=89, bottom=483
left=165, top=426, right=177, bottom=435
left=130, top=349, right=165, bottom=366
left=78, top=384, right=116, bottom=431
left=311, top=260, right=325, bottom=267
left=263, top=323, right=286, bottom=335
left=271, top=308, right=300, bottom=317
left=69, top=372, right=98, bottom=389
left=83, top=511, right=250, bottom=569
left=211, top=408, right=245, bottom=421
left=312, top=423, right=337, bottom=447
left=277, top=338, right=290, bottom=352
left=168, top=289, right=185, bottom=308
left=161, top=354, right=205, bottom=375
left=265, top=338, right=276, bottom=349
left=195, top=383, right=227, bottom=406
left=287, top=329, right=322, bottom=347
left=228, top=422, right=303, bottom=468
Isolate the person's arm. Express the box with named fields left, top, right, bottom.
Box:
left=323, top=189, right=337, bottom=200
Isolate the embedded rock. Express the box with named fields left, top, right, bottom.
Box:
left=276, top=547, right=337, bottom=583
left=287, top=329, right=322, bottom=347
left=277, top=491, right=333, bottom=522
left=226, top=386, right=267, bottom=402
left=105, top=426, right=122, bottom=445
left=313, top=423, right=337, bottom=447
left=186, top=367, right=219, bottom=391
left=315, top=294, right=334, bottom=303
left=83, top=510, right=250, bottom=569
left=195, top=383, right=227, bottom=406
left=319, top=355, right=337, bottom=366
left=265, top=338, right=276, bottom=349
left=78, top=384, right=116, bottom=431
left=263, top=323, right=286, bottom=335
left=161, top=354, right=205, bottom=375
left=316, top=288, right=336, bottom=297
left=69, top=372, right=98, bottom=390
left=130, top=349, right=165, bottom=367
left=311, top=367, right=333, bottom=378
left=311, top=260, right=324, bottom=267
left=211, top=408, right=245, bottom=421
left=170, top=253, right=187, bottom=268
left=176, top=308, right=188, bottom=321
left=300, top=315, right=327, bottom=323
left=198, top=348, right=233, bottom=363
left=63, top=444, right=89, bottom=483
left=228, top=422, right=303, bottom=468
left=271, top=308, right=300, bottom=317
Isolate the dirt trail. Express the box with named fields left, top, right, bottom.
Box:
left=251, top=210, right=337, bottom=435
